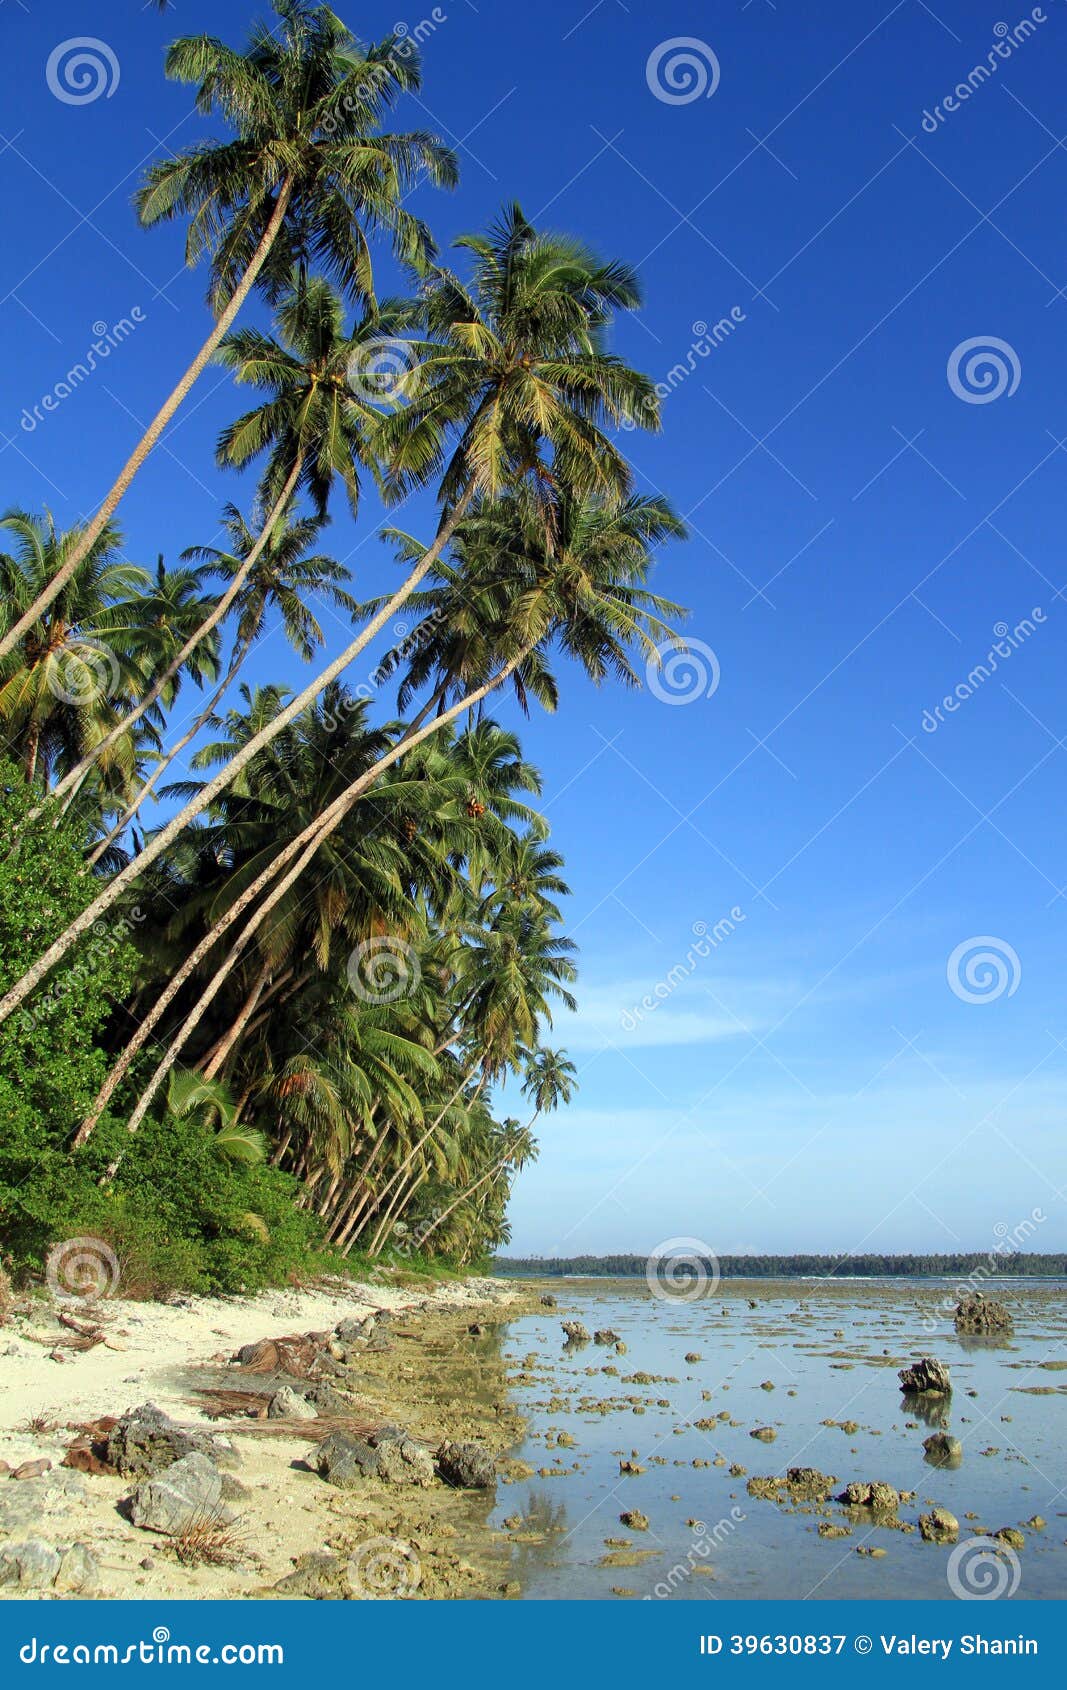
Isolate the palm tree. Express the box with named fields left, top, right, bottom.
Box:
left=0, top=209, right=663, bottom=1027
left=51, top=277, right=382, bottom=809
left=0, top=512, right=153, bottom=792
left=88, top=503, right=356, bottom=861
left=71, top=481, right=685, bottom=1140
left=0, top=0, right=458, bottom=664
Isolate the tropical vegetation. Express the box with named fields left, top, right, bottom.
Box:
left=0, top=1, right=686, bottom=1293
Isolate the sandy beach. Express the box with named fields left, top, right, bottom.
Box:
left=0, top=1274, right=536, bottom=1600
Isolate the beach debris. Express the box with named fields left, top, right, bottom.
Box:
left=954, top=1293, right=1014, bottom=1336
left=918, top=1508, right=959, bottom=1544
left=437, top=1439, right=497, bottom=1490
left=266, top=1386, right=318, bottom=1421
left=923, top=1432, right=963, bottom=1468
left=234, top=1333, right=323, bottom=1377
left=129, top=1452, right=228, bottom=1537
left=898, top=1357, right=952, bottom=1397
left=107, top=1402, right=238, bottom=1478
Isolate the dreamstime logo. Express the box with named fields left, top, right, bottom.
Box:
left=646, top=1237, right=721, bottom=1303
left=646, top=38, right=720, bottom=105
left=347, top=339, right=415, bottom=405
left=622, top=310, right=747, bottom=430
left=346, top=937, right=421, bottom=1004
left=346, top=1535, right=422, bottom=1598
left=646, top=639, right=720, bottom=705
left=947, top=337, right=1021, bottom=404
left=947, top=1536, right=1022, bottom=1600
left=47, top=641, right=121, bottom=707
left=947, top=936, right=1020, bottom=1004
left=46, top=38, right=120, bottom=105
left=46, top=1236, right=120, bottom=1302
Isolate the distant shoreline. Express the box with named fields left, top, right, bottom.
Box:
left=494, top=1252, right=1067, bottom=1281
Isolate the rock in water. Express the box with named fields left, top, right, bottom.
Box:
left=898, top=1357, right=952, bottom=1396
left=923, top=1432, right=963, bottom=1468
left=954, top=1294, right=1014, bottom=1336
left=437, top=1440, right=497, bottom=1490
left=838, top=1481, right=900, bottom=1515
left=561, top=1321, right=590, bottom=1342
left=130, top=1452, right=224, bottom=1536
left=267, top=1386, right=318, bottom=1421
left=539, top=1294, right=557, bottom=1308
left=919, top=1508, right=959, bottom=1544
left=594, top=1329, right=620, bottom=1344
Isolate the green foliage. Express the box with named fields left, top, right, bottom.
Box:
left=0, top=763, right=327, bottom=1292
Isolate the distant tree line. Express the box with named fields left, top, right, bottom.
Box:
left=494, top=1253, right=1067, bottom=1279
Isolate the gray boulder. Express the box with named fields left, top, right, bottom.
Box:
left=561, top=1321, right=589, bottom=1343
left=311, top=1429, right=433, bottom=1489
left=267, top=1386, right=318, bottom=1421
left=107, top=1402, right=237, bottom=1477
left=436, top=1439, right=497, bottom=1490
left=129, top=1451, right=225, bottom=1536
left=54, top=1543, right=101, bottom=1593
left=0, top=1540, right=62, bottom=1589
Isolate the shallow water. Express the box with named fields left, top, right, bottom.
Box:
left=489, top=1279, right=1067, bottom=1601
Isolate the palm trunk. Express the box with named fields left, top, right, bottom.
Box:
left=1, top=490, right=474, bottom=1030
left=55, top=460, right=302, bottom=809
left=417, top=1138, right=523, bottom=1250
left=24, top=724, right=41, bottom=785
left=369, top=1169, right=425, bottom=1257
left=202, top=954, right=272, bottom=1081
left=83, top=649, right=525, bottom=1147
left=0, top=182, right=294, bottom=667
left=87, top=636, right=252, bottom=865
left=270, top=1128, right=293, bottom=1168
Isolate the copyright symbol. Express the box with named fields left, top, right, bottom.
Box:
left=854, top=1636, right=873, bottom=1655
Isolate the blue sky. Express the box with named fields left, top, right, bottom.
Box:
left=3, top=0, right=1067, bottom=1256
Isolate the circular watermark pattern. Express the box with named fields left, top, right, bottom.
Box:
left=46, top=38, right=120, bottom=106
left=947, top=936, right=1020, bottom=1004
left=346, top=937, right=421, bottom=1004
left=646, top=1237, right=721, bottom=1303
left=48, top=640, right=121, bottom=708
left=646, top=38, right=720, bottom=105
left=947, top=1535, right=1022, bottom=1600
left=46, top=1236, right=120, bottom=1302
left=347, top=339, right=415, bottom=405
left=152, top=1629, right=170, bottom=1646
left=347, top=1535, right=422, bottom=1599
left=947, top=337, right=1020, bottom=404
left=646, top=638, right=720, bottom=705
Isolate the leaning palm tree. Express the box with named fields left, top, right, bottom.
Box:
left=1, top=210, right=661, bottom=1028
left=0, top=512, right=154, bottom=792
left=87, top=502, right=357, bottom=863
left=52, top=278, right=386, bottom=810
left=0, top=0, right=457, bottom=663
left=78, top=482, right=683, bottom=1143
